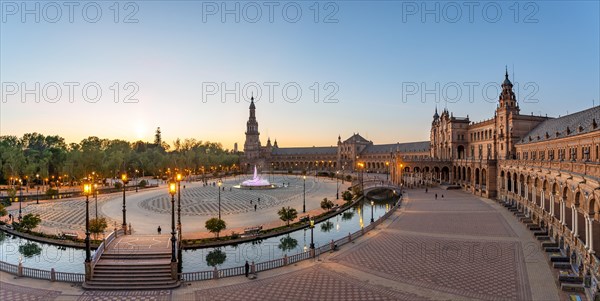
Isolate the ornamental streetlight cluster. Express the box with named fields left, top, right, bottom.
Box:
left=217, top=179, right=222, bottom=220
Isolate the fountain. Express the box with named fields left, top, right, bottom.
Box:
left=239, top=165, right=276, bottom=189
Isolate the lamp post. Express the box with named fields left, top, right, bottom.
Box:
left=121, top=173, right=128, bottom=233
left=176, top=173, right=182, bottom=240
left=370, top=200, right=375, bottom=223
left=309, top=218, right=315, bottom=250
left=83, top=183, right=92, bottom=263
left=336, top=171, right=339, bottom=200
left=94, top=183, right=98, bottom=220
left=217, top=180, right=222, bottom=220
left=36, top=174, right=40, bottom=204
left=168, top=182, right=177, bottom=263
left=18, top=179, right=23, bottom=220
left=135, top=169, right=139, bottom=192
left=303, top=175, right=306, bottom=213
left=386, top=162, right=390, bottom=181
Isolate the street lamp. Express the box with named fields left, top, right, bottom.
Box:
left=176, top=173, right=182, bottom=239
left=83, top=183, right=92, bottom=263
left=303, top=175, right=306, bottom=213
left=309, top=218, right=315, bottom=250
left=94, top=183, right=98, bottom=221
left=336, top=171, right=339, bottom=200
left=370, top=200, right=375, bottom=223
left=36, top=174, right=40, bottom=204
left=121, top=173, right=128, bottom=233
left=168, top=181, right=177, bottom=263
left=217, top=180, right=222, bottom=220
left=386, top=162, right=390, bottom=181
left=18, top=179, right=23, bottom=220
left=135, top=169, right=139, bottom=192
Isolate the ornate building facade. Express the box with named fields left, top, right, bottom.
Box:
left=392, top=70, right=600, bottom=297
left=240, top=97, right=429, bottom=175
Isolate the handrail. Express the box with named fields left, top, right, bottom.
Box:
left=90, top=229, right=122, bottom=269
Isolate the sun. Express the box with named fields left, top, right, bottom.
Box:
left=134, top=121, right=146, bottom=140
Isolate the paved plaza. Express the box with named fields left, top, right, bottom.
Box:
left=0, top=187, right=565, bottom=300
left=4, top=175, right=344, bottom=238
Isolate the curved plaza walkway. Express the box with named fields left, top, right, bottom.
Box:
left=0, top=187, right=564, bottom=300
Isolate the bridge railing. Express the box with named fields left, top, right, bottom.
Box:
left=91, top=229, right=123, bottom=270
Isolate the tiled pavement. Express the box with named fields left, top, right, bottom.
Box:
left=1, top=188, right=562, bottom=300
left=0, top=282, right=61, bottom=301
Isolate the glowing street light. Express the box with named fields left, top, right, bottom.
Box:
left=121, top=173, right=128, bottom=232
left=168, top=181, right=177, bottom=262
left=83, top=183, right=92, bottom=263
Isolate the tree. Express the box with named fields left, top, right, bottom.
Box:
left=18, top=213, right=41, bottom=232
left=320, top=198, right=334, bottom=211
left=205, top=218, right=226, bottom=238
left=89, top=217, right=108, bottom=240
left=0, top=204, right=7, bottom=218
left=278, top=206, right=298, bottom=226
left=342, top=191, right=353, bottom=203
left=154, top=127, right=162, bottom=146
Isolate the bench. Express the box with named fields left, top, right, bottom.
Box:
left=561, top=283, right=584, bottom=292
left=553, top=262, right=572, bottom=269
left=242, top=226, right=263, bottom=237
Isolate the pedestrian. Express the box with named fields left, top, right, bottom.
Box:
left=8, top=213, right=12, bottom=222
left=435, top=193, right=437, bottom=200
left=425, top=188, right=428, bottom=193
left=245, top=261, right=250, bottom=277
left=258, top=198, right=260, bottom=204
left=157, top=225, right=162, bottom=234
left=254, top=204, right=257, bottom=211
left=250, top=200, right=253, bottom=205
left=441, top=194, right=444, bottom=198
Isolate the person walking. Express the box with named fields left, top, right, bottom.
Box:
left=435, top=193, right=438, bottom=200
left=254, top=204, right=257, bottom=211
left=157, top=225, right=162, bottom=234
left=245, top=261, right=250, bottom=277
left=425, top=188, right=428, bottom=193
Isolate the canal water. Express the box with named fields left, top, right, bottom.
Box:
left=0, top=195, right=397, bottom=274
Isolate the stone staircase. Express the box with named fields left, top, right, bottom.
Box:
left=83, top=235, right=180, bottom=290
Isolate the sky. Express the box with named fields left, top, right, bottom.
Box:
left=1, top=1, right=599, bottom=150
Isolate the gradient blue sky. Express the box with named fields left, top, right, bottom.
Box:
left=1, top=1, right=599, bottom=149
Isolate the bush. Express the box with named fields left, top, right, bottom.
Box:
left=114, top=182, right=123, bottom=189
left=18, top=213, right=41, bottom=232
left=45, top=188, right=58, bottom=197
left=139, top=179, right=147, bottom=188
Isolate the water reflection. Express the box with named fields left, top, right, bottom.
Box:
left=206, top=249, right=227, bottom=267
left=320, top=221, right=334, bottom=232
left=19, top=242, right=42, bottom=258
left=278, top=235, right=298, bottom=253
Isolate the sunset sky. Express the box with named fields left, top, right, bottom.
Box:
left=1, top=1, right=599, bottom=150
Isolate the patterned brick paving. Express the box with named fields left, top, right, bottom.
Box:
left=0, top=282, right=61, bottom=301
left=332, top=233, right=530, bottom=300
left=391, top=211, right=518, bottom=237
left=78, top=290, right=172, bottom=301
left=194, top=266, right=431, bottom=301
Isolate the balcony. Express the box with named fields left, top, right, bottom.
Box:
left=501, top=160, right=600, bottom=180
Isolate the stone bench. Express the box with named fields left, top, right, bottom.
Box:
left=550, top=256, right=570, bottom=262
left=561, top=283, right=584, bottom=293
left=554, top=262, right=572, bottom=269
left=545, top=247, right=561, bottom=253
left=537, top=236, right=550, bottom=241
left=528, top=225, right=542, bottom=231
left=533, top=230, right=548, bottom=236
left=559, top=274, right=583, bottom=284
left=541, top=241, right=558, bottom=248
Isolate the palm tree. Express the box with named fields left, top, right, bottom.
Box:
left=278, top=206, right=298, bottom=226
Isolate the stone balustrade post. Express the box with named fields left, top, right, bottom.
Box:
left=50, top=268, right=56, bottom=282
left=213, top=266, right=219, bottom=279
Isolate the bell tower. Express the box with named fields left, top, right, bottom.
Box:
left=243, top=96, right=261, bottom=160
left=496, top=67, right=519, bottom=160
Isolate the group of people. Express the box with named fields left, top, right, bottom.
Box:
left=425, top=188, right=444, bottom=199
